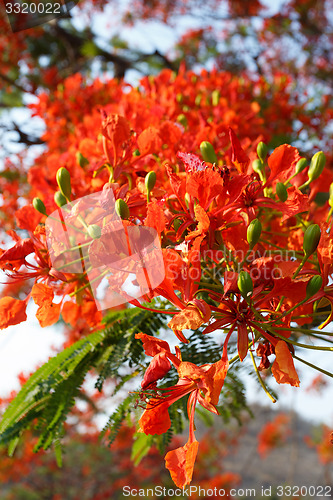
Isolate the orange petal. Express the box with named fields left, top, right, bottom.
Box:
left=31, top=283, right=54, bottom=307
left=137, top=126, right=162, bottom=156
left=145, top=201, right=165, bottom=235
left=135, top=332, right=171, bottom=357
left=165, top=438, right=199, bottom=488
left=271, top=340, right=300, bottom=387
left=0, top=297, right=27, bottom=329
left=139, top=401, right=171, bottom=435
left=267, top=144, right=300, bottom=183
left=36, top=302, right=61, bottom=328
left=229, top=128, right=249, bottom=173
left=185, top=204, right=210, bottom=240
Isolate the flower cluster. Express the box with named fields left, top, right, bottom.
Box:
left=1, top=67, right=333, bottom=486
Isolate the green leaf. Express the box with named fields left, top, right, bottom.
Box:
left=131, top=432, right=153, bottom=466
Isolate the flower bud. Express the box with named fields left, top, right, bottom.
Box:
left=252, top=159, right=264, bottom=174
left=56, top=167, right=71, bottom=200
left=54, top=191, right=67, bottom=208
left=295, top=157, right=307, bottom=174
left=237, top=270, right=253, bottom=299
left=306, top=275, right=323, bottom=299
left=329, top=183, right=333, bottom=208
left=200, top=141, right=217, bottom=164
left=33, top=197, right=47, bottom=215
left=115, top=199, right=130, bottom=220
left=76, top=152, right=89, bottom=168
left=247, top=218, right=262, bottom=249
left=145, top=171, right=157, bottom=193
left=276, top=182, right=288, bottom=202
left=177, top=114, right=187, bottom=128
left=195, top=95, right=202, bottom=106
left=307, top=151, right=326, bottom=182
left=303, top=224, right=321, bottom=257
left=87, top=224, right=101, bottom=239
left=257, top=142, right=268, bottom=162
left=212, top=90, right=220, bottom=107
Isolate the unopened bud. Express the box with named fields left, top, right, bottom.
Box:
left=54, top=191, right=67, bottom=208
left=247, top=218, right=262, bottom=249
left=276, top=182, right=288, bottom=202
left=303, top=224, right=321, bottom=257
left=257, top=142, right=268, bottom=163
left=145, top=171, right=157, bottom=193
left=76, top=152, right=89, bottom=168
left=177, top=114, right=187, bottom=128
left=295, top=157, right=307, bottom=174
left=212, top=90, right=220, bottom=107
left=308, top=151, right=326, bottom=182
left=329, top=183, right=333, bottom=208
left=306, top=275, right=323, bottom=299
left=115, top=199, right=130, bottom=220
left=33, top=197, right=47, bottom=215
left=252, top=159, right=264, bottom=174
left=56, top=167, right=71, bottom=200
left=87, top=224, right=101, bottom=239
left=200, top=141, right=217, bottom=164
left=237, top=270, right=253, bottom=299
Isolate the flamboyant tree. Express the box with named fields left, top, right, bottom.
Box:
left=0, top=0, right=333, bottom=489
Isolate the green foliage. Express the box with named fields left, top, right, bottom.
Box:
left=0, top=304, right=251, bottom=462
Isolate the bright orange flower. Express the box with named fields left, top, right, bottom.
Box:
left=137, top=334, right=229, bottom=487
left=271, top=340, right=300, bottom=387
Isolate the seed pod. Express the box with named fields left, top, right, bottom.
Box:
left=306, top=275, right=323, bottom=299
left=247, top=218, right=262, bottom=249
left=145, top=171, right=157, bottom=193
left=200, top=141, right=217, bottom=164
left=56, top=167, right=71, bottom=200
left=252, top=159, right=264, bottom=174
left=54, top=191, right=67, bottom=208
left=257, top=142, right=268, bottom=162
left=295, top=157, right=307, bottom=174
left=212, top=90, right=220, bottom=107
left=76, top=152, right=89, bottom=168
left=237, top=270, right=253, bottom=299
left=303, top=224, right=321, bottom=257
left=33, top=197, right=47, bottom=215
left=308, top=151, right=326, bottom=182
left=276, top=182, right=288, bottom=202
left=115, top=199, right=130, bottom=220
left=87, top=224, right=101, bottom=239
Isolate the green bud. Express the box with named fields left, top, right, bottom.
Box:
left=306, top=275, right=323, bottom=299
left=115, top=199, right=130, bottom=220
left=177, top=114, right=188, bottom=128
left=247, top=218, right=262, bottom=249
left=176, top=93, right=183, bottom=103
left=76, top=152, right=89, bottom=168
left=303, top=224, right=321, bottom=257
left=87, top=224, right=101, bottom=239
left=195, top=95, right=202, bottom=106
left=252, top=159, right=264, bottom=174
left=133, top=149, right=141, bottom=156
left=173, top=218, right=181, bottom=232
left=54, top=191, right=67, bottom=208
left=308, top=151, right=326, bottom=182
left=295, top=157, right=307, bottom=174
left=33, top=197, right=47, bottom=215
left=276, top=182, right=288, bottom=202
left=257, top=142, right=268, bottom=162
left=145, top=171, right=157, bottom=193
left=56, top=167, right=71, bottom=200
left=200, top=141, right=217, bottom=164
left=329, top=183, right=333, bottom=208
left=237, top=270, right=253, bottom=300
left=212, top=90, right=220, bottom=107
